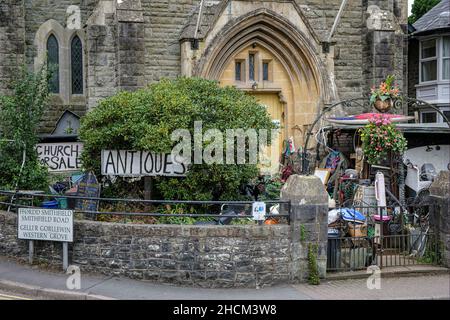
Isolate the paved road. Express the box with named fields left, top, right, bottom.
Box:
left=0, top=290, right=33, bottom=300
left=0, top=257, right=448, bottom=300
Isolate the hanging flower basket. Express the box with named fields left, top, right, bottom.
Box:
left=370, top=75, right=400, bottom=113
left=374, top=98, right=394, bottom=113
left=359, top=114, right=408, bottom=165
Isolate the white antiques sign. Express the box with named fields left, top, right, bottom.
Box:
left=101, top=150, right=188, bottom=177
left=18, top=208, right=73, bottom=242
left=252, top=202, right=266, bottom=221
left=36, top=142, right=83, bottom=172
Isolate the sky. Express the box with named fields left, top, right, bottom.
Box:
left=408, top=0, right=413, bottom=16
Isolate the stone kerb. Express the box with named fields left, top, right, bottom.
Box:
left=280, top=174, right=329, bottom=281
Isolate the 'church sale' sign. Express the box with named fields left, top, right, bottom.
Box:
left=37, top=142, right=83, bottom=172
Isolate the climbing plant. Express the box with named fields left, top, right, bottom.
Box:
left=308, top=243, right=320, bottom=285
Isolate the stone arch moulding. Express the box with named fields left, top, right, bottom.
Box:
left=34, top=19, right=86, bottom=104
left=34, top=19, right=65, bottom=73
left=193, top=9, right=337, bottom=104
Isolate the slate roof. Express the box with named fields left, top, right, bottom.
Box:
left=413, top=0, right=450, bottom=34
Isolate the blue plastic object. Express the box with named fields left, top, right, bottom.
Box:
left=339, top=208, right=366, bottom=223
left=42, top=200, right=58, bottom=209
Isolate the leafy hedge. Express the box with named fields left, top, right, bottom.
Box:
left=80, top=77, right=276, bottom=200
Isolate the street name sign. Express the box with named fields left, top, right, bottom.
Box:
left=18, top=208, right=73, bottom=243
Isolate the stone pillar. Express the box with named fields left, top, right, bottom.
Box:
left=85, top=0, right=145, bottom=110
left=86, top=1, right=119, bottom=110
left=116, top=0, right=145, bottom=92
left=429, top=171, right=450, bottom=268
left=281, top=175, right=329, bottom=281
left=363, top=0, right=407, bottom=109
left=0, top=0, right=25, bottom=95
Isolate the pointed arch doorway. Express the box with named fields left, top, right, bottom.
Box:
left=192, top=9, right=331, bottom=174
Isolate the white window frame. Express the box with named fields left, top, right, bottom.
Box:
left=441, top=36, right=450, bottom=81
left=420, top=110, right=438, bottom=123
left=420, top=107, right=450, bottom=123
left=420, top=38, right=438, bottom=83
left=440, top=107, right=450, bottom=123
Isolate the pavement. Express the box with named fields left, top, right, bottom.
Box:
left=0, top=256, right=449, bottom=300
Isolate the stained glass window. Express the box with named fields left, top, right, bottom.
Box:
left=47, top=34, right=59, bottom=93
left=249, top=53, right=255, bottom=81
left=71, top=36, right=83, bottom=94
left=263, top=62, right=269, bottom=81
left=235, top=61, right=242, bottom=81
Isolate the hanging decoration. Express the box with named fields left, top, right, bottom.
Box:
left=359, top=114, right=408, bottom=165
left=370, top=75, right=400, bottom=113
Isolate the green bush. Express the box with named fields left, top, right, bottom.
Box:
left=0, top=67, right=50, bottom=191
left=80, top=77, right=276, bottom=200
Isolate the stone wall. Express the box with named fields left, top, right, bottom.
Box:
left=86, top=9, right=119, bottom=110
left=408, top=38, right=419, bottom=101
left=0, top=211, right=291, bottom=288
left=0, top=0, right=25, bottom=94
left=0, top=175, right=329, bottom=288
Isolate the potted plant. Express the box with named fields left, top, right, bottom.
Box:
left=370, top=75, right=400, bottom=113
left=359, top=114, right=408, bottom=165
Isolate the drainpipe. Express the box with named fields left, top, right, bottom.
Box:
left=192, top=0, right=205, bottom=50
left=327, top=0, right=349, bottom=43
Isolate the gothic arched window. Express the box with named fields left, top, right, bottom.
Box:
left=47, top=34, right=59, bottom=93
left=71, top=35, right=83, bottom=94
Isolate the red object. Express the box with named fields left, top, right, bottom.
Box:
left=353, top=113, right=403, bottom=120
left=281, top=165, right=293, bottom=182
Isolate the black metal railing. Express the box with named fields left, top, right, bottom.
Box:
left=0, top=190, right=291, bottom=225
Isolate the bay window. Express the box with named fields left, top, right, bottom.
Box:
left=420, top=37, right=450, bottom=82
left=442, top=36, right=450, bottom=80
left=420, top=39, right=437, bottom=82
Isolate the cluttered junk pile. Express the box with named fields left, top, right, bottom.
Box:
left=279, top=110, right=448, bottom=270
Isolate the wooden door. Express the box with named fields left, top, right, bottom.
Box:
left=252, top=93, right=285, bottom=174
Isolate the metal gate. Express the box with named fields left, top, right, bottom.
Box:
left=327, top=204, right=441, bottom=272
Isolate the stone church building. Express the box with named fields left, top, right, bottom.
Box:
left=0, top=0, right=409, bottom=151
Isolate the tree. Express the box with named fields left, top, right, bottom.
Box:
left=409, top=0, right=441, bottom=24
left=0, top=67, right=50, bottom=190
left=79, top=77, right=277, bottom=201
